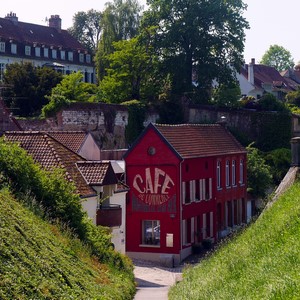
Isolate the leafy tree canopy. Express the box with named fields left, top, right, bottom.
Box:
left=260, top=44, right=294, bottom=72
left=68, top=9, right=102, bottom=53
left=212, top=81, right=241, bottom=108
left=3, top=62, right=62, bottom=117
left=142, top=0, right=249, bottom=102
left=42, top=72, right=97, bottom=117
left=247, top=143, right=272, bottom=198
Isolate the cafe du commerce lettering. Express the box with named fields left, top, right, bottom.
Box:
left=133, top=167, right=175, bottom=206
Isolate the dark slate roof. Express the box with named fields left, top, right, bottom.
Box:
left=76, top=161, right=118, bottom=186
left=47, top=131, right=87, bottom=153
left=0, top=17, right=85, bottom=51
left=153, top=123, right=246, bottom=159
left=4, top=131, right=96, bottom=197
left=241, top=64, right=293, bottom=91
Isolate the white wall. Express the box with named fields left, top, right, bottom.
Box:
left=79, top=133, right=101, bottom=160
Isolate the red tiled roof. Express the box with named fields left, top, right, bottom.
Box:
left=0, top=17, right=86, bottom=51
left=154, top=123, right=246, bottom=159
left=4, top=131, right=95, bottom=197
left=47, top=131, right=87, bottom=153
left=76, top=161, right=118, bottom=186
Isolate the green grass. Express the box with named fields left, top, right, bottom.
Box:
left=169, top=182, right=300, bottom=300
left=0, top=188, right=135, bottom=299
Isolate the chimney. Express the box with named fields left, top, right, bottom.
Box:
left=248, top=58, right=255, bottom=85
left=48, top=15, right=61, bottom=31
left=5, top=12, right=18, bottom=25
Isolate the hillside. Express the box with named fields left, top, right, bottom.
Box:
left=169, top=181, right=300, bottom=299
left=0, top=188, right=135, bottom=299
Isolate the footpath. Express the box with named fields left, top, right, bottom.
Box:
left=133, top=254, right=203, bottom=300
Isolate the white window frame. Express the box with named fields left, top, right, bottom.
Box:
left=25, top=45, right=31, bottom=56
left=217, top=161, right=221, bottom=189
left=240, top=159, right=244, bottom=185
left=79, top=53, right=84, bottom=63
left=52, top=49, right=57, bottom=59
left=232, top=160, right=236, bottom=186
left=44, top=47, right=49, bottom=58
left=68, top=51, right=73, bottom=61
left=35, top=47, right=41, bottom=57
left=226, top=160, right=230, bottom=187
left=0, top=42, right=5, bottom=52
left=86, top=54, right=91, bottom=63
left=60, top=50, right=65, bottom=60
left=11, top=43, right=17, bottom=54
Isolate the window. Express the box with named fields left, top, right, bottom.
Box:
left=225, top=160, right=230, bottom=187
left=142, top=220, right=160, bottom=246
left=11, top=43, right=17, bottom=54
left=0, top=42, right=5, bottom=52
left=68, top=51, right=73, bottom=61
left=35, top=47, right=41, bottom=57
left=52, top=49, right=57, bottom=59
left=0, top=63, right=5, bottom=82
left=44, top=47, right=49, bottom=57
left=185, top=181, right=191, bottom=203
left=240, top=159, right=244, bottom=185
left=25, top=45, right=31, bottom=56
left=60, top=50, right=65, bottom=60
left=232, top=160, right=236, bottom=186
left=217, top=161, right=221, bottom=189
left=79, top=53, right=84, bottom=63
left=86, top=54, right=91, bottom=63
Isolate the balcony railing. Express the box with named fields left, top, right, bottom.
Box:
left=96, top=204, right=122, bottom=227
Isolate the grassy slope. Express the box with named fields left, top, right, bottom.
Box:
left=169, top=182, right=300, bottom=300
left=0, top=189, right=135, bottom=300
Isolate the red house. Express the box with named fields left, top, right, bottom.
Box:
left=124, top=123, right=247, bottom=265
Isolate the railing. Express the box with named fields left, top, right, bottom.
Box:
left=96, top=204, right=122, bottom=227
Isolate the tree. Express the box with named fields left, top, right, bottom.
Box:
left=247, top=144, right=272, bottom=198
left=99, top=35, right=159, bottom=103
left=260, top=44, right=294, bottom=72
left=142, top=0, right=249, bottom=102
left=212, top=82, right=241, bottom=108
left=68, top=9, right=102, bottom=53
left=95, top=0, right=143, bottom=80
left=3, top=62, right=62, bottom=117
left=42, top=72, right=97, bottom=117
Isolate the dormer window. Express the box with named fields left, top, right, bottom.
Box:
left=11, top=43, right=17, bottom=54
left=52, top=49, right=57, bottom=59
left=0, top=42, right=5, bottom=52
left=79, top=53, right=84, bottom=63
left=44, top=47, right=49, bottom=58
left=68, top=51, right=73, bottom=61
left=25, top=45, right=31, bottom=56
left=86, top=54, right=91, bottom=63
left=35, top=47, right=41, bottom=57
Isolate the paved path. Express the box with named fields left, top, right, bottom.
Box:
left=133, top=259, right=183, bottom=300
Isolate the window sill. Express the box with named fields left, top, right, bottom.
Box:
left=139, top=244, right=160, bottom=248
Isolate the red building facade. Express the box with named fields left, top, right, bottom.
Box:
left=124, top=123, right=247, bottom=264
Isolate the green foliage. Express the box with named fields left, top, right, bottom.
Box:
left=143, top=0, right=249, bottom=102
left=68, top=9, right=102, bottom=53
left=3, top=62, right=62, bottom=117
left=260, top=44, right=294, bottom=72
left=169, top=181, right=300, bottom=299
left=95, top=0, right=142, bottom=81
left=123, top=100, right=146, bottom=145
left=257, top=93, right=287, bottom=111
left=246, top=143, right=272, bottom=198
left=0, top=190, right=135, bottom=299
left=264, top=148, right=291, bottom=185
left=42, top=72, right=97, bottom=117
left=212, top=82, right=241, bottom=108
left=99, top=36, right=159, bottom=103
left=286, top=86, right=300, bottom=106
left=0, top=138, right=133, bottom=276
